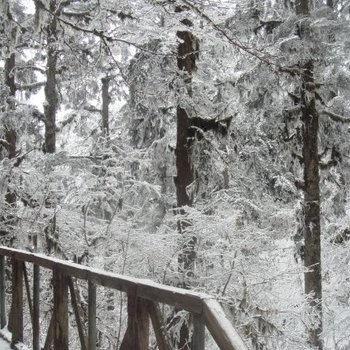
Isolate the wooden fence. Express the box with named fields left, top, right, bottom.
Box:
left=0, top=246, right=248, bottom=350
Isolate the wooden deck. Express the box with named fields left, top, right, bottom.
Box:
left=0, top=246, right=248, bottom=350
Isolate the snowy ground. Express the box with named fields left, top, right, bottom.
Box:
left=0, top=328, right=29, bottom=350
left=0, top=337, right=11, bottom=350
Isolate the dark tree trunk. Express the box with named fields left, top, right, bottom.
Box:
left=101, top=77, right=111, bottom=137
left=41, top=0, right=60, bottom=254
left=175, top=7, right=197, bottom=350
left=4, top=47, right=17, bottom=165
left=175, top=105, right=194, bottom=209
left=295, top=0, right=309, bottom=15
left=326, top=0, right=333, bottom=8
left=43, top=0, right=59, bottom=154
left=296, top=1, right=323, bottom=349
left=175, top=6, right=197, bottom=287
left=3, top=2, right=16, bottom=164
left=1, top=0, right=17, bottom=242
left=301, top=59, right=323, bottom=350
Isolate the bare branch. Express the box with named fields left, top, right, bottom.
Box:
left=13, top=148, right=36, bottom=167
left=62, top=10, right=92, bottom=17
left=99, top=36, right=129, bottom=83
left=83, top=105, right=101, bottom=114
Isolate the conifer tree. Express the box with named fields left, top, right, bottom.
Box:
left=295, top=0, right=323, bottom=347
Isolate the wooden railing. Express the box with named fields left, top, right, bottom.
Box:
left=0, top=246, right=248, bottom=350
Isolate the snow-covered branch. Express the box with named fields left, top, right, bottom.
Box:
left=16, top=81, right=46, bottom=91
left=180, top=0, right=275, bottom=64
left=57, top=114, right=77, bottom=130
left=0, top=139, right=10, bottom=148
left=15, top=66, right=46, bottom=74
left=321, top=109, right=350, bottom=123
left=42, top=6, right=165, bottom=57
left=180, top=0, right=300, bottom=76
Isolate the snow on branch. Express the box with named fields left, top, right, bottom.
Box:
left=0, top=139, right=10, bottom=147
left=57, top=114, right=77, bottom=131
left=321, top=109, right=350, bottom=123
left=180, top=0, right=300, bottom=75
left=41, top=5, right=164, bottom=58
left=16, top=81, right=46, bottom=91
left=181, top=0, right=274, bottom=63
left=15, top=66, right=46, bottom=74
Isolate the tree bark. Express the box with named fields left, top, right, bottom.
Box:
left=326, top=0, right=333, bottom=8
left=301, top=59, right=323, bottom=350
left=175, top=6, right=198, bottom=284
left=1, top=0, right=17, bottom=242
left=120, top=291, right=149, bottom=350
left=3, top=0, right=16, bottom=162
left=295, top=0, right=309, bottom=15
left=53, top=269, right=69, bottom=350
left=295, top=1, right=323, bottom=349
left=43, top=0, right=59, bottom=154
left=101, top=76, right=111, bottom=137
left=175, top=6, right=198, bottom=349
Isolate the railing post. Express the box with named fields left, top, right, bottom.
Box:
left=33, top=264, right=40, bottom=350
left=120, top=286, right=149, bottom=350
left=68, top=277, right=87, bottom=350
left=0, top=255, right=6, bottom=328
left=203, top=299, right=249, bottom=350
left=43, top=312, right=54, bottom=350
left=147, top=301, right=171, bottom=350
left=23, top=263, right=33, bottom=321
left=192, top=313, right=205, bottom=350
left=88, top=281, right=96, bottom=350
left=53, top=267, right=68, bottom=350
left=10, top=258, right=24, bottom=347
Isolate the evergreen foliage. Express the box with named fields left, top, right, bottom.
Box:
left=0, top=0, right=350, bottom=348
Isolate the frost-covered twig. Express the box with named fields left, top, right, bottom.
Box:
left=43, top=5, right=168, bottom=57
left=180, top=0, right=300, bottom=75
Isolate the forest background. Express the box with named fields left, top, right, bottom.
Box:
left=1, top=0, right=350, bottom=349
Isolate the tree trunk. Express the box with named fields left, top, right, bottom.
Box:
left=295, top=0, right=309, bottom=15
left=3, top=0, right=16, bottom=162
left=42, top=0, right=60, bottom=254
left=101, top=76, right=111, bottom=137
left=301, top=59, right=323, bottom=350
left=43, top=0, right=59, bottom=154
left=175, top=6, right=197, bottom=286
left=1, top=0, right=17, bottom=243
left=175, top=6, right=198, bottom=349
left=326, top=0, right=333, bottom=8
left=295, top=1, right=323, bottom=349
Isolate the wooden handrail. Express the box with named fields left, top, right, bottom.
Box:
left=0, top=246, right=249, bottom=350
